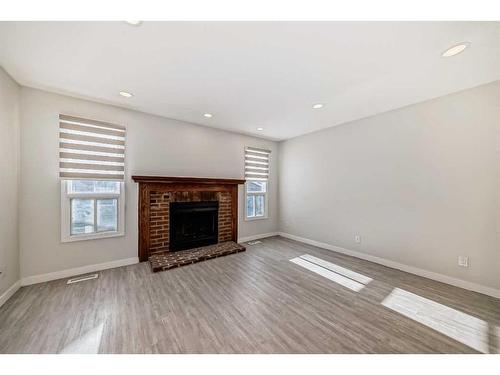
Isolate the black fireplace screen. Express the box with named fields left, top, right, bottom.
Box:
left=169, top=201, right=219, bottom=251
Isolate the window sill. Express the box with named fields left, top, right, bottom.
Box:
left=244, top=216, right=268, bottom=222
left=61, top=231, right=124, bottom=243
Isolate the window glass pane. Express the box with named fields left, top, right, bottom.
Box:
left=69, top=180, right=95, bottom=193
left=97, top=199, right=118, bottom=232
left=95, top=181, right=120, bottom=193
left=246, top=195, right=255, bottom=217
left=68, top=180, right=120, bottom=194
left=246, top=181, right=267, bottom=193
left=255, top=195, right=265, bottom=217
left=71, top=199, right=95, bottom=235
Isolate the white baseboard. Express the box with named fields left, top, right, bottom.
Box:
left=0, top=280, right=21, bottom=308
left=238, top=232, right=279, bottom=243
left=278, top=232, right=500, bottom=299
left=21, top=257, right=139, bottom=286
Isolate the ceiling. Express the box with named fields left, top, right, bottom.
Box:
left=0, top=21, right=499, bottom=140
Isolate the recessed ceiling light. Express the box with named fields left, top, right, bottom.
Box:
left=119, top=91, right=133, bottom=98
left=312, top=103, right=324, bottom=109
left=125, top=21, right=143, bottom=26
left=203, top=113, right=213, bottom=118
left=256, top=127, right=264, bottom=131
left=442, top=43, right=469, bottom=57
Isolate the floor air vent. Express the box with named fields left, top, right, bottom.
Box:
left=67, top=273, right=99, bottom=284
left=247, top=240, right=262, bottom=245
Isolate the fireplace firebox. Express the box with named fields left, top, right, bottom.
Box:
left=169, top=201, right=219, bottom=251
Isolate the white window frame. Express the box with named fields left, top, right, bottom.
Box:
left=245, top=180, right=269, bottom=221
left=60, top=180, right=125, bottom=242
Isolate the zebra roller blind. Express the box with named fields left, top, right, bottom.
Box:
left=59, top=114, right=126, bottom=180
left=244, top=146, right=271, bottom=181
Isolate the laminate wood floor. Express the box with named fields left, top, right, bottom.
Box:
left=1, top=236, right=499, bottom=353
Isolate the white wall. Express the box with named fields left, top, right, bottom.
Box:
left=13, top=79, right=500, bottom=293
left=19, top=87, right=278, bottom=279
left=0, top=67, right=20, bottom=296
left=279, top=81, right=500, bottom=290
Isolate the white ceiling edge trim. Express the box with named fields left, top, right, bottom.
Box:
left=0, top=65, right=21, bottom=89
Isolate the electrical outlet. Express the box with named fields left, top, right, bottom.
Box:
left=458, top=256, right=469, bottom=267
left=355, top=235, right=361, bottom=244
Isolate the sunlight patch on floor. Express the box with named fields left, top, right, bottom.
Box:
left=381, top=288, right=489, bottom=353
left=299, top=254, right=373, bottom=285
left=59, top=323, right=104, bottom=354
left=290, top=254, right=372, bottom=292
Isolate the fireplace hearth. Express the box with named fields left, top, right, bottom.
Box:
left=169, top=201, right=219, bottom=251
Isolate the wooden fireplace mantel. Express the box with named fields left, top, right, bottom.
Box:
left=132, top=176, right=245, bottom=262
left=132, top=175, right=245, bottom=185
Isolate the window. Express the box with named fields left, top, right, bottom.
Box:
left=246, top=180, right=267, bottom=219
left=68, top=180, right=120, bottom=235
left=62, top=180, right=124, bottom=241
left=59, top=115, right=126, bottom=242
left=244, top=146, right=271, bottom=220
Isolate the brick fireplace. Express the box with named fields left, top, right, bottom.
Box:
left=132, top=176, right=245, bottom=262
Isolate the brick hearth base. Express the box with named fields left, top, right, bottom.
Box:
left=149, top=241, right=246, bottom=272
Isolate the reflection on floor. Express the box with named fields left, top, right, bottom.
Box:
left=59, top=323, right=104, bottom=354
left=290, top=254, right=372, bottom=292
left=382, top=288, right=489, bottom=353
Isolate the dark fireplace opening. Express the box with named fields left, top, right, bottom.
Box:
left=169, top=201, right=219, bottom=251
